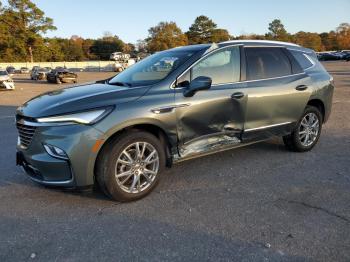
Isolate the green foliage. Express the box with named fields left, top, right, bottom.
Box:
left=0, top=3, right=349, bottom=63
left=146, top=22, right=188, bottom=53
left=0, top=0, right=57, bottom=62
left=266, top=19, right=290, bottom=41
left=319, top=31, right=339, bottom=51
left=186, top=16, right=231, bottom=44
left=90, top=36, right=124, bottom=60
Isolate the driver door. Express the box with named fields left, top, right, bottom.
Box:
left=174, top=45, right=247, bottom=158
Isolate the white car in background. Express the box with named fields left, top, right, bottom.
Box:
left=0, top=70, right=15, bottom=90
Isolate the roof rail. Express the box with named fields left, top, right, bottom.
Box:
left=222, top=40, right=300, bottom=47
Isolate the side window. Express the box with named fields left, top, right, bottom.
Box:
left=191, top=46, right=241, bottom=85
left=289, top=50, right=314, bottom=70
left=245, top=47, right=292, bottom=81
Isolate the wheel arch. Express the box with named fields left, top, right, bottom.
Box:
left=307, top=99, right=325, bottom=122
left=93, top=122, right=174, bottom=182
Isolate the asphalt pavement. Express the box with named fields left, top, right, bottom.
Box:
left=0, top=63, right=349, bottom=261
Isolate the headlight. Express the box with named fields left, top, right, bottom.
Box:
left=37, top=107, right=113, bottom=125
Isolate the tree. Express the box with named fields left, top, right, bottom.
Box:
left=236, top=34, right=266, bottom=40
left=336, top=23, right=350, bottom=50
left=187, top=16, right=218, bottom=44
left=0, top=0, right=56, bottom=62
left=319, top=32, right=338, bottom=51
left=293, top=31, right=324, bottom=51
left=123, top=43, right=136, bottom=54
left=90, top=35, right=124, bottom=60
left=146, top=22, right=188, bottom=53
left=266, top=19, right=290, bottom=41
left=211, top=29, right=231, bottom=42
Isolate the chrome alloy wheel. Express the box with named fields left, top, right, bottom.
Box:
left=298, top=112, right=320, bottom=147
left=114, top=142, right=159, bottom=194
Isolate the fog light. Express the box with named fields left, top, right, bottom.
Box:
left=43, top=144, right=68, bottom=160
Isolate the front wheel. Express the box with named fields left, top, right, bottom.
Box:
left=96, top=130, right=166, bottom=202
left=283, top=106, right=323, bottom=152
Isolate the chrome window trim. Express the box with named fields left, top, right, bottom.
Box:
left=172, top=45, right=308, bottom=90
left=238, top=72, right=306, bottom=84
left=244, top=122, right=292, bottom=132
left=175, top=71, right=306, bottom=89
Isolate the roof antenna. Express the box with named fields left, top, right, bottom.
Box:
left=204, top=43, right=219, bottom=54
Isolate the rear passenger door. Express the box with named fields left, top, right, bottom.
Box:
left=241, top=46, right=312, bottom=140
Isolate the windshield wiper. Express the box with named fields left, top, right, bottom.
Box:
left=108, top=81, right=132, bottom=87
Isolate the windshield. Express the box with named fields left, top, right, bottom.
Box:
left=108, top=49, right=196, bottom=87
left=0, top=71, right=8, bottom=76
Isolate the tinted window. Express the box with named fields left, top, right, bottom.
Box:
left=290, top=50, right=314, bottom=70
left=191, top=46, right=240, bottom=85
left=245, top=47, right=292, bottom=80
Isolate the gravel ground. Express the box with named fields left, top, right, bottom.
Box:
left=0, top=62, right=349, bottom=261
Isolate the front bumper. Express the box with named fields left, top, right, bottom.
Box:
left=16, top=122, right=104, bottom=187
left=17, top=151, right=74, bottom=186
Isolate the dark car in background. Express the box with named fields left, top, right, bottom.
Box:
left=344, top=53, right=350, bottom=61
left=16, top=40, right=334, bottom=202
left=31, top=67, right=50, bottom=80
left=46, top=69, right=78, bottom=84
left=317, top=51, right=350, bottom=61
left=6, top=66, right=16, bottom=76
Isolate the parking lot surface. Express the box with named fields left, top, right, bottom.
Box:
left=0, top=63, right=349, bottom=261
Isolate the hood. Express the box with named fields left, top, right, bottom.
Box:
left=17, top=83, right=149, bottom=118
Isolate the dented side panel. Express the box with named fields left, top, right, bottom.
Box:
left=175, top=82, right=247, bottom=157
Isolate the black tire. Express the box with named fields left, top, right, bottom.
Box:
left=96, top=130, right=166, bottom=202
left=283, top=105, right=323, bottom=152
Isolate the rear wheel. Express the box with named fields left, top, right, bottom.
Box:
left=283, top=106, right=323, bottom=152
left=96, top=130, right=166, bottom=202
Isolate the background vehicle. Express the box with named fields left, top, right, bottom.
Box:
left=31, top=67, right=50, bottom=80
left=31, top=66, right=40, bottom=72
left=6, top=66, right=16, bottom=76
left=46, top=69, right=78, bottom=84
left=20, top=67, right=30, bottom=74
left=317, top=51, right=350, bottom=61
left=110, top=52, right=136, bottom=72
left=0, top=69, right=15, bottom=90
left=16, top=40, right=334, bottom=202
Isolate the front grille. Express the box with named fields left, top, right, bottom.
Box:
left=16, top=122, right=36, bottom=148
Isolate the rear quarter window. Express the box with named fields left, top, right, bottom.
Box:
left=245, top=47, right=292, bottom=81
left=289, top=50, right=314, bottom=70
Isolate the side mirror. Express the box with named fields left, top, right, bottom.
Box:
left=183, top=76, right=212, bottom=97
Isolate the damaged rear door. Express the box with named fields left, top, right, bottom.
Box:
left=174, top=45, right=247, bottom=158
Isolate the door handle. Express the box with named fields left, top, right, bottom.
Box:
left=231, top=92, right=244, bottom=99
left=295, top=85, right=308, bottom=91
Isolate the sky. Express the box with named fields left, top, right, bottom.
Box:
left=27, top=0, right=350, bottom=43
